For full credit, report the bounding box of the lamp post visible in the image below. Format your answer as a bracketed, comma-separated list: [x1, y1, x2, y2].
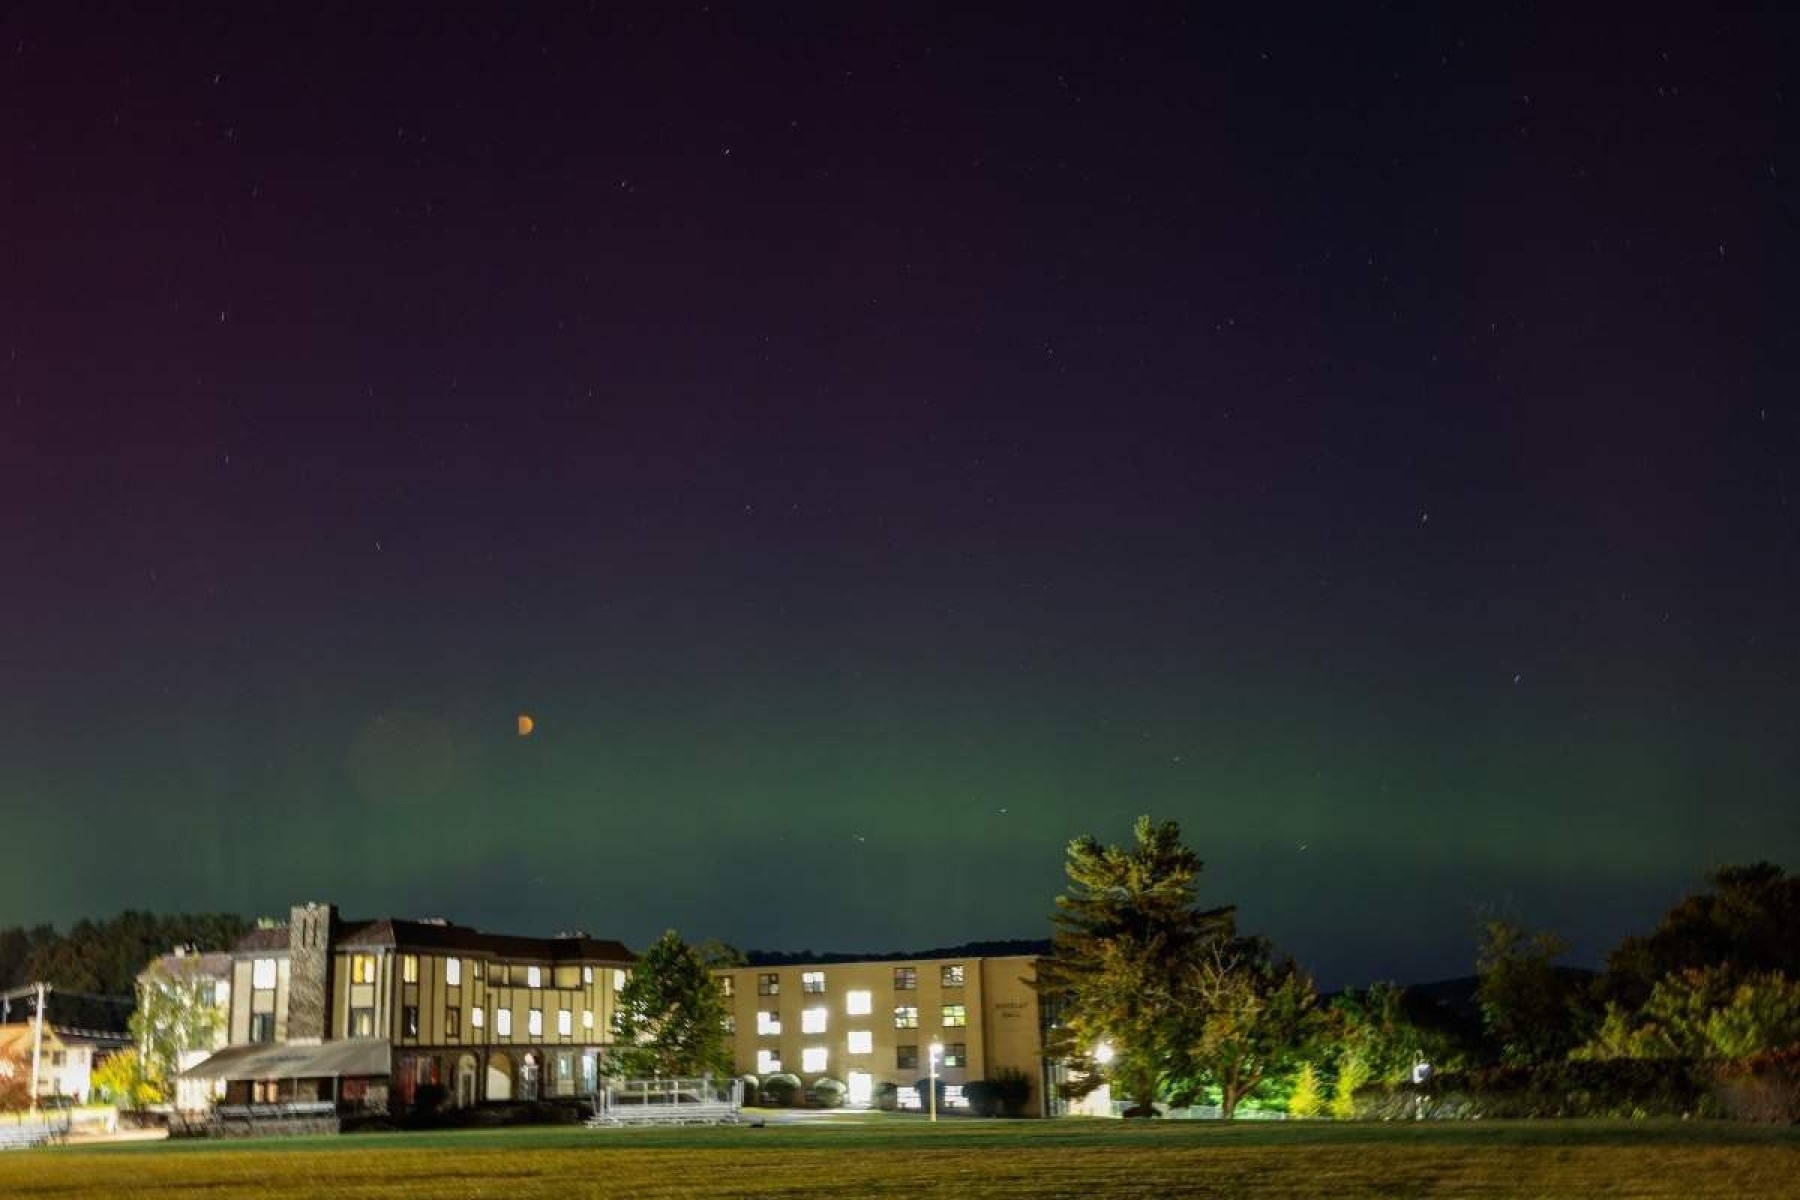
[928, 1041, 943, 1123]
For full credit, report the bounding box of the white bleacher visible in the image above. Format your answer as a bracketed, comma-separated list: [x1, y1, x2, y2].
[585, 1076, 742, 1128]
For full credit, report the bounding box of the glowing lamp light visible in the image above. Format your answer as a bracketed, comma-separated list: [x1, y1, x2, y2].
[1094, 1041, 1115, 1065]
[517, 713, 535, 737]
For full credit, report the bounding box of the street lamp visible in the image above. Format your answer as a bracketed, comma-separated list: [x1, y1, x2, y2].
[1094, 1041, 1115, 1066]
[928, 1041, 943, 1123]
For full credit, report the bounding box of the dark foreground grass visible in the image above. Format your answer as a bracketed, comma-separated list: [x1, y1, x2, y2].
[5, 1116, 1799, 1198]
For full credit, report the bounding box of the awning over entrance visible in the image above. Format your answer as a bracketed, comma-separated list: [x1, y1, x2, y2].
[180, 1039, 392, 1081]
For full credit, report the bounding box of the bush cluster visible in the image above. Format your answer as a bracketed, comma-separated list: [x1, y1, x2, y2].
[1354, 1060, 1715, 1121]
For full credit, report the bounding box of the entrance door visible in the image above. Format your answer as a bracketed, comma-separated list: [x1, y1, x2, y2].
[457, 1056, 478, 1108]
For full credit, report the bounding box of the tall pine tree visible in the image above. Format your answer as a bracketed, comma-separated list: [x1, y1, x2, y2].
[1035, 816, 1231, 1114]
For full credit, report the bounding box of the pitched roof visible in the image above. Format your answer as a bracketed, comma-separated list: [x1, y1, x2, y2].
[230, 914, 633, 964]
[0, 1023, 64, 1057]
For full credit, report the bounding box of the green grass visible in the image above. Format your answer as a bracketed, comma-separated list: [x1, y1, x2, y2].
[5, 1115, 1799, 1198]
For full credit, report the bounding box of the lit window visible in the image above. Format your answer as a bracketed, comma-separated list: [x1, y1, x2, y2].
[719, 975, 736, 998]
[894, 1006, 919, 1029]
[527, 966, 543, 989]
[802, 1046, 828, 1073]
[614, 969, 627, 991]
[471, 1006, 485, 1029]
[944, 1042, 966, 1068]
[528, 1008, 544, 1037]
[942, 1004, 966, 1028]
[757, 1011, 782, 1036]
[941, 964, 965, 988]
[403, 955, 419, 984]
[802, 1007, 828, 1034]
[757, 973, 779, 996]
[723, 1013, 736, 1034]
[801, 971, 826, 994]
[893, 967, 917, 991]
[847, 1030, 872, 1054]
[845, 989, 872, 1015]
[848, 1070, 874, 1106]
[446, 958, 461, 986]
[944, 1084, 968, 1109]
[403, 1005, 420, 1037]
[897, 1085, 921, 1109]
[582, 1009, 594, 1030]
[350, 955, 376, 985]
[496, 1008, 513, 1038]
[583, 966, 594, 985]
[756, 1049, 781, 1074]
[557, 1009, 572, 1037]
[251, 958, 277, 989]
[896, 1044, 918, 1070]
[446, 1007, 461, 1038]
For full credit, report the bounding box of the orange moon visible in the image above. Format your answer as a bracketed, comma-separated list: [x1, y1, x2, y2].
[516, 714, 535, 737]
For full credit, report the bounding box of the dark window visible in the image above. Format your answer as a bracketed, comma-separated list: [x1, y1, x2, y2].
[944, 1042, 966, 1068]
[757, 973, 779, 996]
[446, 1007, 461, 1039]
[249, 1013, 274, 1044]
[896, 1045, 918, 1070]
[404, 1005, 420, 1038]
[893, 967, 917, 991]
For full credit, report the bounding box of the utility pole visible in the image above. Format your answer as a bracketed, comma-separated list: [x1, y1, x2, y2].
[28, 981, 47, 1116]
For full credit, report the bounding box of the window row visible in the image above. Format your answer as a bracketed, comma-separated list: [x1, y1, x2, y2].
[343, 1004, 599, 1040]
[752, 1004, 963, 1034]
[748, 965, 965, 996]
[753, 1042, 967, 1075]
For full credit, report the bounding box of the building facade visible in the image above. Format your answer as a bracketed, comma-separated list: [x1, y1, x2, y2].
[712, 952, 1051, 1116]
[0, 1023, 130, 1105]
[180, 903, 634, 1112]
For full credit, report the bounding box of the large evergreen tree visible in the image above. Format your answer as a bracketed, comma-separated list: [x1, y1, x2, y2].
[609, 930, 734, 1080]
[1036, 816, 1231, 1114]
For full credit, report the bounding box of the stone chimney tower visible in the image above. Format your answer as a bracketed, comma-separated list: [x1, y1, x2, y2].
[287, 902, 336, 1043]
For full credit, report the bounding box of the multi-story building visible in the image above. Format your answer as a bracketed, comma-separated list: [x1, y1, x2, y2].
[179, 902, 634, 1112]
[0, 1023, 131, 1105]
[712, 949, 1052, 1116]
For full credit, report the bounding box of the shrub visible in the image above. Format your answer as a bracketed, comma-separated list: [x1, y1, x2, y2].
[1331, 1055, 1370, 1120]
[964, 1069, 1033, 1117]
[811, 1077, 847, 1108]
[1710, 1047, 1800, 1124]
[874, 1082, 899, 1112]
[1354, 1059, 1715, 1121]
[737, 1075, 760, 1107]
[760, 1073, 802, 1107]
[913, 1077, 947, 1113]
[412, 1083, 449, 1115]
[990, 1067, 1033, 1117]
[1288, 1062, 1324, 1118]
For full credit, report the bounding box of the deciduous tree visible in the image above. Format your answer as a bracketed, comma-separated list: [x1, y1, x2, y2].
[610, 930, 734, 1079]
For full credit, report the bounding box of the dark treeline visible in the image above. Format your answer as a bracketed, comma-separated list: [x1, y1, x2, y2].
[0, 912, 248, 1031]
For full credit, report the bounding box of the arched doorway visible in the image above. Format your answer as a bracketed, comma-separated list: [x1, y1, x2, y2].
[486, 1052, 513, 1102]
[519, 1052, 540, 1101]
[456, 1055, 478, 1109]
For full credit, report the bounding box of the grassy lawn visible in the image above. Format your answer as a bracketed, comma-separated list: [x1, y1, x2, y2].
[4, 1114, 1798, 1198]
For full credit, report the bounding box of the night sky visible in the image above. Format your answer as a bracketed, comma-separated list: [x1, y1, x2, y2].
[3, 5, 1795, 988]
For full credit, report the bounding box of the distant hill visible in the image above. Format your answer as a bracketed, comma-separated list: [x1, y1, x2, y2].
[744, 938, 1053, 966]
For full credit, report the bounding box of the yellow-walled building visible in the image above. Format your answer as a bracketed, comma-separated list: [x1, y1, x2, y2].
[712, 952, 1051, 1116]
